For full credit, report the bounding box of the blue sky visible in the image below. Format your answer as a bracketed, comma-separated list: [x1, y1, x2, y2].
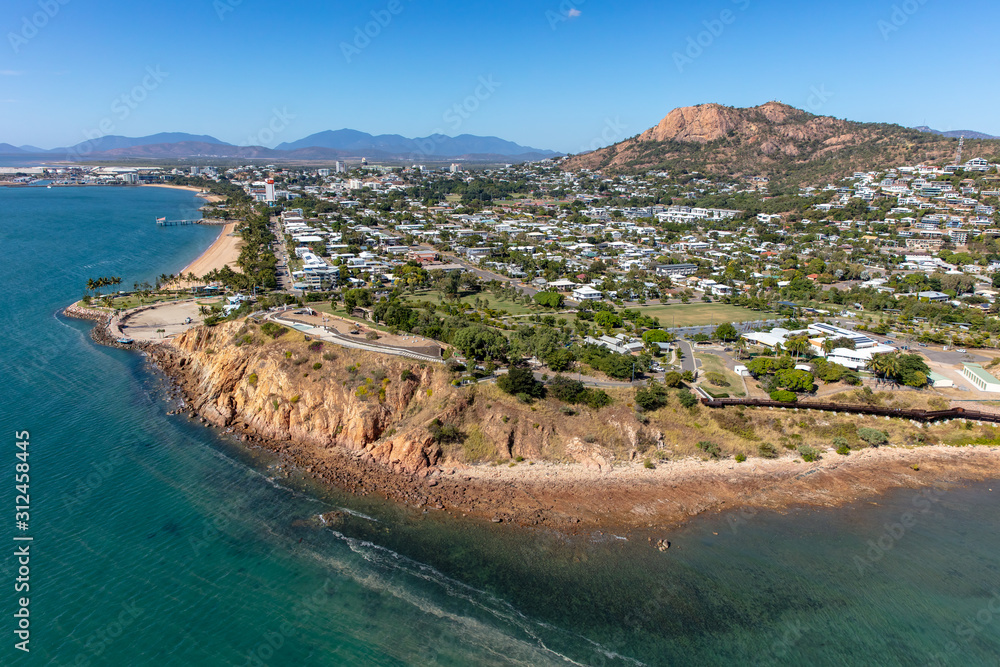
[3, 0, 999, 153]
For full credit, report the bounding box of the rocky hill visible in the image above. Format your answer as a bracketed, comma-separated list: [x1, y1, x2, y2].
[563, 102, 1000, 186]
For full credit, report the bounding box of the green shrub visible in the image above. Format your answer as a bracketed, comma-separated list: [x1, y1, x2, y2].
[836, 443, 851, 455]
[261, 322, 287, 339]
[635, 383, 669, 411]
[401, 369, 416, 382]
[857, 427, 889, 447]
[758, 442, 778, 459]
[770, 390, 798, 403]
[678, 389, 698, 408]
[312, 362, 322, 370]
[429, 418, 463, 444]
[498, 367, 545, 400]
[798, 444, 820, 462]
[705, 371, 730, 387]
[735, 452, 747, 463]
[323, 352, 337, 361]
[290, 395, 300, 404]
[308, 341, 323, 352]
[247, 372, 258, 386]
[702, 387, 731, 399]
[284, 351, 293, 359]
[697, 441, 721, 458]
[643, 458, 655, 469]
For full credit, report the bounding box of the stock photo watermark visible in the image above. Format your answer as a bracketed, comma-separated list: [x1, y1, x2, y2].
[546, 0, 583, 30]
[245, 107, 296, 148]
[340, 0, 411, 63]
[878, 0, 932, 40]
[12, 430, 31, 654]
[8, 0, 70, 54]
[409, 75, 501, 160]
[673, 0, 751, 73]
[213, 0, 242, 21]
[853, 482, 948, 574]
[577, 117, 628, 155]
[66, 66, 169, 160]
[242, 577, 342, 666]
[68, 599, 145, 665]
[926, 590, 1000, 666]
[805, 85, 834, 113]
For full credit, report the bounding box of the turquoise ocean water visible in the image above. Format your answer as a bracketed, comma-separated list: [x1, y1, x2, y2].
[1, 186, 999, 666]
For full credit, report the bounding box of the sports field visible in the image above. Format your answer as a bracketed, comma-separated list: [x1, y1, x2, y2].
[633, 303, 771, 327]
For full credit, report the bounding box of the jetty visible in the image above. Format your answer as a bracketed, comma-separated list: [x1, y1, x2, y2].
[155, 217, 229, 226]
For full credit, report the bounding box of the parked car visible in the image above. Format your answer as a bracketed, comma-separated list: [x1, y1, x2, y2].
[957, 348, 967, 353]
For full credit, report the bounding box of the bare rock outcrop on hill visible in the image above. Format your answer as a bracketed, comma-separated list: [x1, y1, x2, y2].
[563, 102, 999, 184]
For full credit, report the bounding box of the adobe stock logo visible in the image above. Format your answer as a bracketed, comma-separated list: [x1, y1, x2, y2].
[340, 0, 410, 63]
[8, 0, 71, 54]
[66, 66, 169, 160]
[672, 0, 751, 74]
[877, 0, 932, 40]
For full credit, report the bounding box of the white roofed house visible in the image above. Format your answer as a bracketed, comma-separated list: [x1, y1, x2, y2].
[572, 285, 603, 301]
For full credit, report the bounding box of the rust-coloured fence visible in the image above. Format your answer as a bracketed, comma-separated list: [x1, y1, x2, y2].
[700, 397, 1000, 424]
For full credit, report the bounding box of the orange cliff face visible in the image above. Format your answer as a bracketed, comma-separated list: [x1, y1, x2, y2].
[560, 100, 993, 181]
[154, 320, 655, 477]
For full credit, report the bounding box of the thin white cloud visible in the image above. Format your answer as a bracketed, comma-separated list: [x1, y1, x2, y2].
[0, 70, 24, 76]
[567, 8, 582, 18]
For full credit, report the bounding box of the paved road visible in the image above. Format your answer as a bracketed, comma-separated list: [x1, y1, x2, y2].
[441, 253, 539, 297]
[270, 216, 293, 292]
[677, 340, 697, 374]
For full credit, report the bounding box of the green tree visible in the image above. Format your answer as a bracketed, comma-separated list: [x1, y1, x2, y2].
[773, 368, 814, 392]
[533, 291, 564, 308]
[497, 367, 544, 400]
[451, 326, 509, 361]
[714, 322, 739, 342]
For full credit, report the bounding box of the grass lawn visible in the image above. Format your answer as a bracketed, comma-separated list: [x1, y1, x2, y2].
[402, 289, 536, 316]
[95, 293, 220, 310]
[633, 303, 772, 328]
[563, 303, 771, 328]
[695, 352, 746, 397]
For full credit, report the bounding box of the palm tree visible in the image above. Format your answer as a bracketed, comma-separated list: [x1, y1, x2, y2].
[786, 335, 809, 360]
[734, 336, 748, 361]
[822, 338, 835, 356]
[882, 352, 901, 387]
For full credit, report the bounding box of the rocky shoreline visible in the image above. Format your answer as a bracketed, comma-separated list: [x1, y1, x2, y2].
[62, 303, 159, 352]
[63, 306, 1000, 536]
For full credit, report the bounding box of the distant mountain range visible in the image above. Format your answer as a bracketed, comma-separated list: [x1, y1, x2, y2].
[0, 131, 560, 162]
[912, 126, 998, 140]
[563, 102, 1000, 185]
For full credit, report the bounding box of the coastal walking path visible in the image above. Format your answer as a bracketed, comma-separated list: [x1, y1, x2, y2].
[268, 311, 446, 364]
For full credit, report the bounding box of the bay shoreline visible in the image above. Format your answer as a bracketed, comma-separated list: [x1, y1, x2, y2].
[62, 306, 1000, 539]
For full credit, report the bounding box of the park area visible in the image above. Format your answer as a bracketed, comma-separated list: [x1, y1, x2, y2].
[629, 303, 771, 328]
[402, 289, 536, 316]
[556, 302, 772, 328]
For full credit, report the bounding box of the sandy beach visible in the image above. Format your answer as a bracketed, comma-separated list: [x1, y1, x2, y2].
[172, 222, 242, 284]
[145, 183, 226, 203]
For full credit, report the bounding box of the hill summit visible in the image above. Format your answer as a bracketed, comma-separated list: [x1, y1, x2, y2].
[563, 102, 999, 185]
